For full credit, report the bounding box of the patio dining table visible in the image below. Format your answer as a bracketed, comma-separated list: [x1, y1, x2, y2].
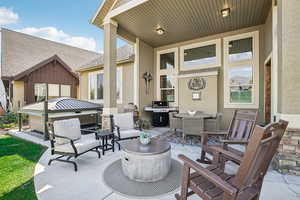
[174, 112, 213, 119]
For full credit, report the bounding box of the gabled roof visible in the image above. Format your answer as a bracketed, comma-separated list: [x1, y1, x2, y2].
[14, 55, 79, 81]
[76, 45, 134, 72]
[0, 28, 100, 80]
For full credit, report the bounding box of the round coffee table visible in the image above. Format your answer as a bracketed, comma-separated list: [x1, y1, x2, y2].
[121, 138, 171, 182]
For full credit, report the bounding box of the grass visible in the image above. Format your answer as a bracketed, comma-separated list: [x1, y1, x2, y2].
[0, 135, 46, 200]
[230, 90, 252, 103]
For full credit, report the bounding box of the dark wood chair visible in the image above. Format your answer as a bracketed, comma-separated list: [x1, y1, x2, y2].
[199, 109, 258, 164]
[175, 120, 288, 200]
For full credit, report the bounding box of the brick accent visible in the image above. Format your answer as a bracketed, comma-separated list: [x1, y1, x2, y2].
[274, 128, 300, 175]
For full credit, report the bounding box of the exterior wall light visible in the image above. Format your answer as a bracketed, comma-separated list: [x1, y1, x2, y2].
[221, 8, 230, 18]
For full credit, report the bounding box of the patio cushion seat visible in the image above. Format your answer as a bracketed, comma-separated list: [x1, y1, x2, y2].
[54, 135, 100, 154]
[115, 129, 141, 138]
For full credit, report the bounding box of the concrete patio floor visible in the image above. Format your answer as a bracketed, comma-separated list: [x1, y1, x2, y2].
[9, 128, 300, 200]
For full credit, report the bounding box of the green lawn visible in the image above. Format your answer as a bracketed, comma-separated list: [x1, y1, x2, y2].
[230, 90, 252, 103]
[0, 135, 46, 200]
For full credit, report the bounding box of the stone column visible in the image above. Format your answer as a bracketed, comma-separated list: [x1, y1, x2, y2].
[102, 20, 118, 130]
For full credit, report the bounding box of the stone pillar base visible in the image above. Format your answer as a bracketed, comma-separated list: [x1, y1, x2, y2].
[274, 128, 300, 176]
[102, 114, 113, 131]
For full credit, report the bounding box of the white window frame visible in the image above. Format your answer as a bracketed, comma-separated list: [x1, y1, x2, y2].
[88, 68, 123, 104]
[180, 39, 221, 71]
[156, 48, 179, 106]
[223, 31, 259, 109]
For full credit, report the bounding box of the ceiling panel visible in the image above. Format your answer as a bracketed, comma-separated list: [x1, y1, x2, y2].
[114, 0, 271, 47]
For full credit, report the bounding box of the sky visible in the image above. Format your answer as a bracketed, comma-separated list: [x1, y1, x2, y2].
[0, 0, 127, 52]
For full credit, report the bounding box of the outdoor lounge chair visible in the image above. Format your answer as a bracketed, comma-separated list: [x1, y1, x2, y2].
[198, 109, 258, 164]
[48, 118, 101, 171]
[175, 120, 288, 200]
[112, 112, 142, 150]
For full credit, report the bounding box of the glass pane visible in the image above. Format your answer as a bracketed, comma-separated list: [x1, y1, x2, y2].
[229, 37, 253, 62]
[48, 84, 59, 99]
[184, 44, 216, 67]
[89, 74, 96, 100]
[160, 52, 175, 70]
[160, 75, 175, 89]
[34, 83, 46, 102]
[61, 85, 71, 97]
[161, 89, 175, 102]
[229, 66, 253, 85]
[96, 73, 103, 100]
[230, 86, 252, 103]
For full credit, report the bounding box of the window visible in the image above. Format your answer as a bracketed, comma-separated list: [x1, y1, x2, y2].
[157, 48, 178, 105]
[34, 83, 46, 102]
[180, 39, 221, 71]
[88, 68, 122, 103]
[61, 85, 71, 97]
[224, 31, 259, 108]
[48, 84, 60, 99]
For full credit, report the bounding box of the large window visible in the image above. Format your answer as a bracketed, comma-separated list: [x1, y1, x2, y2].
[223, 31, 259, 108]
[34, 83, 46, 102]
[157, 48, 178, 105]
[180, 39, 221, 71]
[89, 68, 122, 103]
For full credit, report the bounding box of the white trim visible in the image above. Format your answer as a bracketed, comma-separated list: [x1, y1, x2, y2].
[103, 18, 118, 27]
[180, 39, 221, 71]
[90, 0, 108, 24]
[177, 71, 218, 78]
[104, 0, 149, 21]
[223, 31, 260, 109]
[272, 2, 278, 118]
[277, 113, 300, 129]
[134, 38, 140, 106]
[156, 48, 179, 106]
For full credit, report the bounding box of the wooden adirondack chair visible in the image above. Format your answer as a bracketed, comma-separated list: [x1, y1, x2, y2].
[175, 120, 288, 200]
[199, 109, 258, 164]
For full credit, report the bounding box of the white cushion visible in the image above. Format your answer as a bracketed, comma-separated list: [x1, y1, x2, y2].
[54, 135, 99, 154]
[53, 118, 81, 144]
[113, 112, 134, 130]
[115, 129, 141, 138]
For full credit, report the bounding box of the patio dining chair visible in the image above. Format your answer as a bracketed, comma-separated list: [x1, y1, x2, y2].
[175, 120, 288, 200]
[48, 118, 101, 171]
[112, 112, 142, 150]
[198, 109, 258, 164]
[169, 111, 182, 133]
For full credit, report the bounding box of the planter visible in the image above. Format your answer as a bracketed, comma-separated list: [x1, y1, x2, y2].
[0, 108, 6, 116]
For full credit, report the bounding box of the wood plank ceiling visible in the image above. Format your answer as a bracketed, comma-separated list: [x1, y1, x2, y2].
[114, 0, 272, 47]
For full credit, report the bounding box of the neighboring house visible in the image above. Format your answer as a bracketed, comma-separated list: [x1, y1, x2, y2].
[76, 45, 135, 110]
[0, 28, 100, 111]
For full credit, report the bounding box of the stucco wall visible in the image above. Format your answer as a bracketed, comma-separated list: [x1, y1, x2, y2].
[78, 62, 134, 109]
[12, 81, 24, 111]
[154, 25, 266, 129]
[277, 0, 300, 114]
[137, 39, 155, 119]
[178, 75, 217, 114]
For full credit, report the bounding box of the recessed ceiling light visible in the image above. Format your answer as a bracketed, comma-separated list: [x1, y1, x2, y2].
[156, 27, 165, 35]
[221, 8, 230, 18]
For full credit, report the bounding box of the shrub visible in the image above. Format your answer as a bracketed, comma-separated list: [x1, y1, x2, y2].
[0, 113, 18, 129]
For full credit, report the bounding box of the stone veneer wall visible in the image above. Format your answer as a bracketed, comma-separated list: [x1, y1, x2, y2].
[274, 128, 300, 175]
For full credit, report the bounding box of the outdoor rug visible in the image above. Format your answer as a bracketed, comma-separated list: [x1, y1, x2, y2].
[103, 159, 182, 198]
[157, 130, 219, 146]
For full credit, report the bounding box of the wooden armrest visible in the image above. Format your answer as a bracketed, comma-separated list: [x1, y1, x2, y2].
[202, 131, 228, 136]
[209, 146, 243, 163]
[178, 154, 237, 196]
[220, 140, 248, 145]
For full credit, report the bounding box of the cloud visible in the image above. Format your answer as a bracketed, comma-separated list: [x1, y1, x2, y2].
[0, 7, 19, 25]
[17, 27, 97, 51]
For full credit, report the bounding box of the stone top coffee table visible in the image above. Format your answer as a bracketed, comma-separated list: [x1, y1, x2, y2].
[121, 138, 171, 182]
